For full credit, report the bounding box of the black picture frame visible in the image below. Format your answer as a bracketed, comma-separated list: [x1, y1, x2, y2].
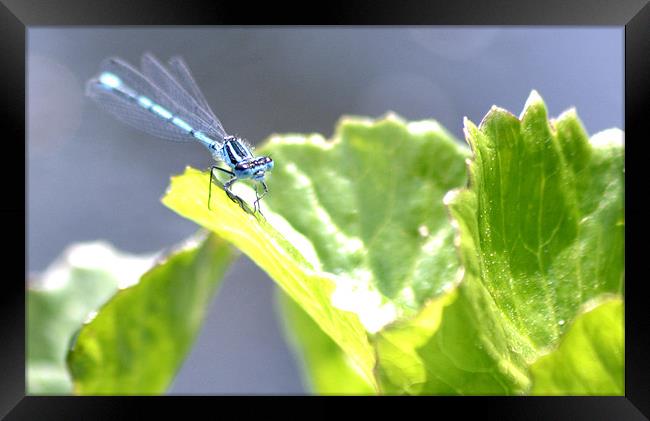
[4, 0, 647, 419]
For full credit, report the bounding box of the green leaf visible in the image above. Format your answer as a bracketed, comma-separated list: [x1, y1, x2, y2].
[375, 269, 534, 395]
[276, 289, 374, 394]
[451, 90, 623, 343]
[439, 91, 624, 394]
[375, 92, 624, 395]
[529, 296, 623, 395]
[162, 115, 470, 390]
[27, 242, 157, 394]
[163, 98, 623, 395]
[67, 232, 236, 394]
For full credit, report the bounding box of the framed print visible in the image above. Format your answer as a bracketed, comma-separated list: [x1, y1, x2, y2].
[2, 0, 647, 418]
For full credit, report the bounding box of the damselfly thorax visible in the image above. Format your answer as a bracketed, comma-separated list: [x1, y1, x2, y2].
[218, 136, 274, 181]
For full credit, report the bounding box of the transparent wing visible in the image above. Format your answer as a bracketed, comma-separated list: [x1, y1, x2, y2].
[167, 55, 226, 131]
[86, 79, 189, 143]
[140, 53, 227, 139]
[87, 56, 224, 143]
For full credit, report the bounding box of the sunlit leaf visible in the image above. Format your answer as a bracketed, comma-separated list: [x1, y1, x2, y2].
[163, 115, 470, 390]
[276, 289, 374, 394]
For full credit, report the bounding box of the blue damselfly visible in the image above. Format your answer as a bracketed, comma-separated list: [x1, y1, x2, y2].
[86, 53, 273, 214]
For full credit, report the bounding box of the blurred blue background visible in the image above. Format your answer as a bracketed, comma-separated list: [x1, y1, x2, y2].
[27, 27, 623, 394]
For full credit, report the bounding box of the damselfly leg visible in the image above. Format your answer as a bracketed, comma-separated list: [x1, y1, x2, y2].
[209, 165, 248, 213]
[253, 181, 269, 214]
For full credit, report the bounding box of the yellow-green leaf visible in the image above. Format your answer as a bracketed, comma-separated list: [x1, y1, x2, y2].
[276, 289, 374, 394]
[529, 297, 624, 395]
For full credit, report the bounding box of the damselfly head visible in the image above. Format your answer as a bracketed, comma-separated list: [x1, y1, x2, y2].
[253, 156, 274, 180]
[260, 156, 274, 171]
[233, 156, 273, 180]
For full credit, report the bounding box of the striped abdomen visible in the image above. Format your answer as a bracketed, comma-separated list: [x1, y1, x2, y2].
[95, 72, 219, 153]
